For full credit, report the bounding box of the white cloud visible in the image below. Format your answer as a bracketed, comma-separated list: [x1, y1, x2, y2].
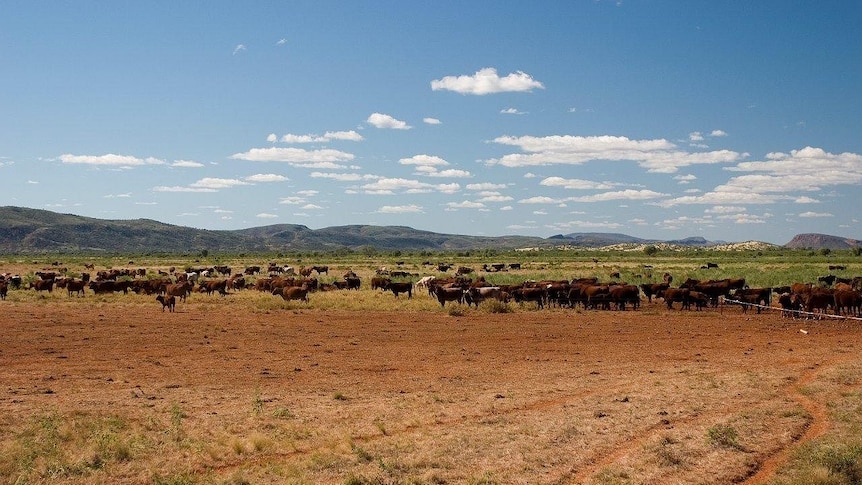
[799, 211, 833, 218]
[539, 176, 615, 190]
[663, 146, 862, 207]
[446, 200, 486, 209]
[297, 190, 318, 196]
[266, 133, 278, 142]
[689, 132, 704, 142]
[244, 173, 288, 183]
[190, 177, 251, 190]
[276, 130, 364, 143]
[519, 196, 560, 204]
[301, 204, 323, 210]
[377, 204, 423, 214]
[60, 153, 166, 167]
[423, 117, 441, 125]
[704, 206, 746, 214]
[309, 172, 370, 182]
[172, 160, 205, 168]
[421, 169, 472, 178]
[674, 174, 697, 183]
[279, 196, 305, 205]
[367, 112, 411, 130]
[230, 147, 354, 167]
[276, 38, 287, 46]
[477, 194, 514, 203]
[399, 154, 449, 167]
[256, 213, 278, 219]
[567, 189, 668, 202]
[152, 186, 217, 193]
[233, 44, 247, 55]
[500, 107, 526, 115]
[360, 177, 459, 195]
[430, 67, 544, 95]
[466, 182, 507, 191]
[486, 135, 742, 173]
[710, 130, 728, 137]
[794, 196, 820, 203]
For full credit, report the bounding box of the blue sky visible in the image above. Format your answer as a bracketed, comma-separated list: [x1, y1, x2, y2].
[2, 1, 861, 245]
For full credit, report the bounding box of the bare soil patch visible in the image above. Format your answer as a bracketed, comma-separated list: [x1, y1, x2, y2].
[1, 299, 860, 484]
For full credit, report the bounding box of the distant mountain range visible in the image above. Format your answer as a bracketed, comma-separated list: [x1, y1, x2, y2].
[0, 206, 855, 253]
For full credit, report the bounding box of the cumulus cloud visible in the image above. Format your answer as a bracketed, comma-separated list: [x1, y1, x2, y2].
[276, 130, 364, 143]
[446, 200, 486, 209]
[485, 135, 743, 173]
[421, 169, 472, 178]
[360, 177, 460, 195]
[519, 196, 560, 204]
[367, 113, 411, 130]
[663, 146, 862, 207]
[567, 189, 668, 203]
[279, 196, 305, 205]
[60, 153, 166, 167]
[233, 44, 247, 55]
[710, 130, 728, 137]
[399, 155, 449, 167]
[539, 176, 615, 190]
[190, 178, 251, 190]
[799, 211, 833, 218]
[674, 174, 696, 183]
[689, 132, 704, 142]
[152, 186, 217, 193]
[172, 160, 205, 168]
[466, 182, 507, 191]
[309, 172, 374, 182]
[431, 67, 544, 95]
[244, 173, 288, 183]
[423, 117, 441, 125]
[377, 204, 423, 214]
[256, 213, 278, 219]
[230, 147, 355, 168]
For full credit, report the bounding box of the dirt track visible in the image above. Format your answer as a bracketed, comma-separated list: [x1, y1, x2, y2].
[1, 300, 860, 484]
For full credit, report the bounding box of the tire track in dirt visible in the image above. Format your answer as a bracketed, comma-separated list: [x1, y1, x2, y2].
[564, 358, 841, 485]
[737, 360, 835, 485]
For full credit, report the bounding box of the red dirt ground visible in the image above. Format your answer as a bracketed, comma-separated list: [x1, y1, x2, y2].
[1, 299, 860, 484]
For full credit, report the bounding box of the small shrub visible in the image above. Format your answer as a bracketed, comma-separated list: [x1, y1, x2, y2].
[706, 424, 745, 451]
[483, 300, 512, 314]
[447, 306, 466, 317]
[333, 392, 349, 401]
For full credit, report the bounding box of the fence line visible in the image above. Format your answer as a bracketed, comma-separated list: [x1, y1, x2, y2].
[722, 298, 862, 322]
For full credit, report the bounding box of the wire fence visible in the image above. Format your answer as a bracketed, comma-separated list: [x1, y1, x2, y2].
[722, 297, 862, 322]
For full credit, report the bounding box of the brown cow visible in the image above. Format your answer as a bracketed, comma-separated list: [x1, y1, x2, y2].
[30, 279, 54, 293]
[609, 285, 640, 310]
[435, 286, 465, 307]
[156, 295, 176, 312]
[512, 287, 548, 309]
[387, 282, 413, 299]
[833, 289, 862, 316]
[662, 288, 690, 310]
[273, 286, 309, 303]
[640, 282, 669, 303]
[165, 282, 193, 303]
[0, 280, 7, 300]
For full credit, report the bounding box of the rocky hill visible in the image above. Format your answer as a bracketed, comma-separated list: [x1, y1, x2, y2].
[784, 233, 862, 250]
[0, 206, 550, 253]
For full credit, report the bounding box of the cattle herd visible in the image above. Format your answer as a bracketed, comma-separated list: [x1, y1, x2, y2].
[1, 261, 861, 319]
